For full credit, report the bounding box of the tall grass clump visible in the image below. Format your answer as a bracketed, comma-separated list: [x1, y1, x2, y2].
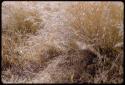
[68, 2, 123, 56]
[2, 2, 42, 70]
[67, 2, 124, 83]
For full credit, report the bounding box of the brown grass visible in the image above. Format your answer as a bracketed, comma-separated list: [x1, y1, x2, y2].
[67, 2, 124, 84]
[68, 2, 123, 53]
[1, 2, 47, 83]
[2, 1, 124, 84]
[2, 2, 43, 74]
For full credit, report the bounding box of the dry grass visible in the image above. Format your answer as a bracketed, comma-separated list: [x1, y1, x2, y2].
[68, 2, 123, 53]
[2, 1, 124, 84]
[2, 2, 43, 82]
[1, 1, 63, 80]
[67, 2, 124, 84]
[2, 3, 64, 80]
